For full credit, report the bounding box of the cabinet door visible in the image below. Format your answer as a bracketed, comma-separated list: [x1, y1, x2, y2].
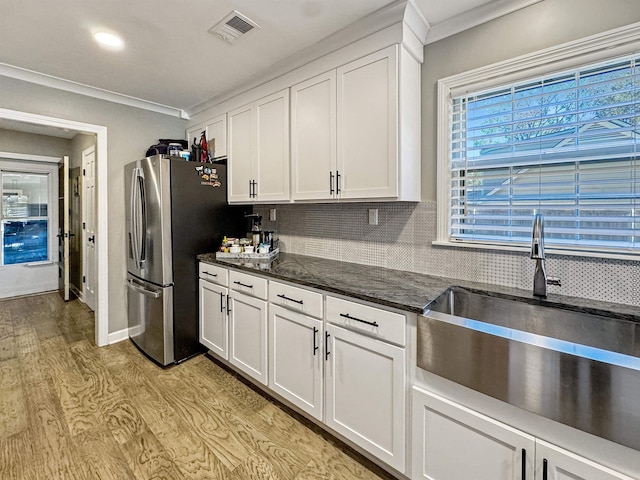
[269, 305, 323, 420]
[228, 291, 268, 385]
[255, 89, 290, 202]
[186, 124, 204, 151]
[411, 387, 535, 480]
[228, 103, 254, 203]
[291, 71, 337, 201]
[199, 280, 228, 359]
[536, 440, 635, 480]
[205, 114, 227, 159]
[324, 323, 405, 472]
[337, 45, 398, 200]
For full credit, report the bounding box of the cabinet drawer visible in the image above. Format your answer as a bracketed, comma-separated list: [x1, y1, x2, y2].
[326, 296, 405, 346]
[269, 281, 323, 319]
[229, 270, 268, 300]
[199, 263, 228, 286]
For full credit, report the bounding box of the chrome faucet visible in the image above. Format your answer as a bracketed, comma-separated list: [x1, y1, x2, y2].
[531, 214, 560, 297]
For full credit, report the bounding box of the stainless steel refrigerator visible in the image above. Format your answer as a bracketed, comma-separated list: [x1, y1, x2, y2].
[125, 155, 246, 366]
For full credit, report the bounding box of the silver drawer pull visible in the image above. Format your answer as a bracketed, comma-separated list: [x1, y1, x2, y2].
[339, 312, 379, 328]
[277, 293, 303, 305]
[234, 281, 253, 289]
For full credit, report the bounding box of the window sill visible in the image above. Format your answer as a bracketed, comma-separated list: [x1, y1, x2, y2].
[432, 240, 640, 262]
[23, 261, 54, 267]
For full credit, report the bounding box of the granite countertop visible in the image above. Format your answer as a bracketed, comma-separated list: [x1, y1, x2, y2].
[197, 252, 640, 322]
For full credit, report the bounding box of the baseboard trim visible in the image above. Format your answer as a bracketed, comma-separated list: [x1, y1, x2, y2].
[108, 328, 130, 345]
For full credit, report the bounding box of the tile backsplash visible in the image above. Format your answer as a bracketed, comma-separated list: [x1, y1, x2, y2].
[254, 202, 640, 307]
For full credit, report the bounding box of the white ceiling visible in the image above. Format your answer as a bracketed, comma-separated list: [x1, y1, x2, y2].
[0, 0, 540, 128]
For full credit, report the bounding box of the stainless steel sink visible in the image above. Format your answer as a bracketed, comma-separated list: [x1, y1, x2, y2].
[418, 287, 640, 451]
[428, 287, 640, 359]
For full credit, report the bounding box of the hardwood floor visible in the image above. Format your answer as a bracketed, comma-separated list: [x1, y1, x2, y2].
[0, 293, 394, 480]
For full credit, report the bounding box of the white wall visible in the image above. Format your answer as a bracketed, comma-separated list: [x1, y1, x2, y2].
[0, 77, 186, 333]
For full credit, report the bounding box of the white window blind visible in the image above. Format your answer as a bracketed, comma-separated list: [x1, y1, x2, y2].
[449, 55, 640, 253]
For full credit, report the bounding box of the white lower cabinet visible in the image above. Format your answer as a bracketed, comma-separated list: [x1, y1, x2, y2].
[411, 387, 535, 480]
[412, 387, 636, 480]
[535, 440, 635, 480]
[228, 290, 268, 385]
[268, 304, 323, 420]
[199, 279, 229, 359]
[325, 323, 406, 473]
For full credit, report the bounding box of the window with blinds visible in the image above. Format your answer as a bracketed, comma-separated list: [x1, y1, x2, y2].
[449, 55, 640, 253]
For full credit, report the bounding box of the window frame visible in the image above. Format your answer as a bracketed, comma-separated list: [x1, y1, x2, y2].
[0, 158, 58, 267]
[436, 22, 640, 260]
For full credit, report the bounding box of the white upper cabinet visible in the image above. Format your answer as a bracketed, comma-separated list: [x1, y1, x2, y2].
[205, 114, 227, 159]
[290, 45, 420, 202]
[228, 89, 290, 204]
[228, 103, 253, 202]
[291, 71, 337, 201]
[337, 45, 398, 200]
[186, 124, 203, 154]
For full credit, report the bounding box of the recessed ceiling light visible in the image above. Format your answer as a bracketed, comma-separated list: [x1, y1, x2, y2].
[94, 31, 124, 49]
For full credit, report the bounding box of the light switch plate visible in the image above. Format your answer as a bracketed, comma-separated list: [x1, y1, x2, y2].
[269, 208, 277, 221]
[368, 208, 378, 225]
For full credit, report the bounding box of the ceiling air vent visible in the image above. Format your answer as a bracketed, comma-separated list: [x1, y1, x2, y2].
[209, 10, 261, 44]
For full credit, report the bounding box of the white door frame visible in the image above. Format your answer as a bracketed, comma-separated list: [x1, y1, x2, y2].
[0, 108, 109, 347]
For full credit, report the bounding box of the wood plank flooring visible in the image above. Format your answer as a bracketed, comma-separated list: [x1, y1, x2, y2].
[0, 293, 395, 480]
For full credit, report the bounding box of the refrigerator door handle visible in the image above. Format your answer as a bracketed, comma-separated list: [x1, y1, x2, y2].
[129, 168, 140, 264]
[126, 278, 161, 298]
[137, 171, 147, 263]
[130, 167, 147, 267]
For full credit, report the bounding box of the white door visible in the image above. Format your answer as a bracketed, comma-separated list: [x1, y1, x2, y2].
[205, 114, 227, 160]
[269, 304, 323, 420]
[228, 291, 268, 385]
[324, 323, 406, 472]
[536, 439, 635, 480]
[337, 45, 398, 200]
[291, 71, 337, 201]
[58, 155, 70, 300]
[82, 146, 96, 311]
[411, 386, 535, 480]
[227, 103, 254, 203]
[199, 279, 229, 359]
[254, 89, 290, 202]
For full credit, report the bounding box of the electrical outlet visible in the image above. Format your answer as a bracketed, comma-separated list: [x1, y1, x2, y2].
[368, 208, 378, 225]
[269, 208, 277, 221]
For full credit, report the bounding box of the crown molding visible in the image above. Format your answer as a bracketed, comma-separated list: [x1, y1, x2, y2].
[425, 0, 543, 44]
[0, 63, 189, 119]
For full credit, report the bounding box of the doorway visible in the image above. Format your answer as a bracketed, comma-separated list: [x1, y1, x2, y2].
[0, 108, 109, 347]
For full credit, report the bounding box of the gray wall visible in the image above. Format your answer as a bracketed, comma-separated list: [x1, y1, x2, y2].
[0, 77, 187, 334]
[421, 0, 640, 200]
[0, 128, 71, 158]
